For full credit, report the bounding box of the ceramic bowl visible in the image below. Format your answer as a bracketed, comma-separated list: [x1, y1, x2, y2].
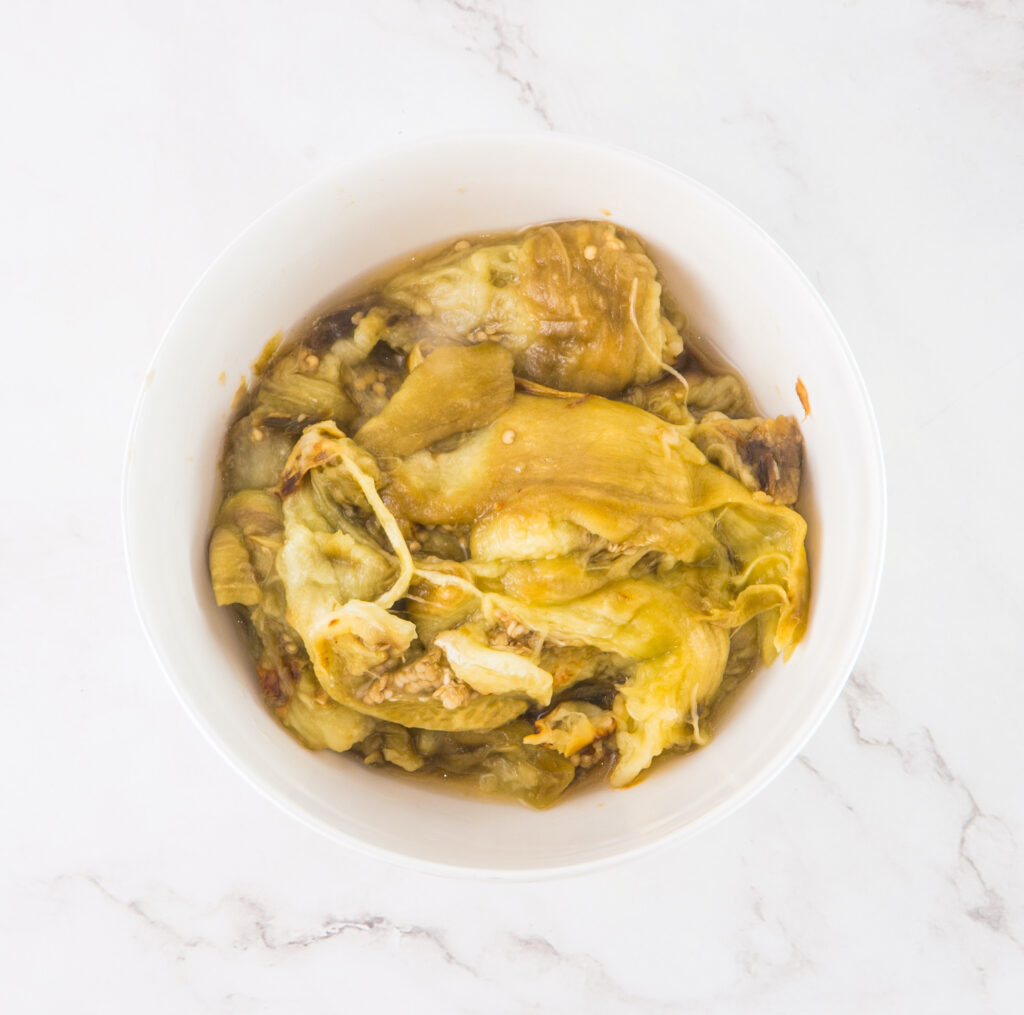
[124, 133, 885, 878]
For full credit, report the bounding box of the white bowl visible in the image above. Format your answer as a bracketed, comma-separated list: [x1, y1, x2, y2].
[124, 133, 885, 879]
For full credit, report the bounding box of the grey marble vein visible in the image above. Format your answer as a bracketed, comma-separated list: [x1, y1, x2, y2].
[939, 0, 1021, 20]
[65, 875, 473, 972]
[844, 669, 1023, 953]
[736, 886, 814, 987]
[62, 874, 692, 1009]
[797, 754, 856, 814]
[81, 874, 211, 951]
[844, 667, 913, 768]
[508, 933, 685, 1013]
[441, 0, 555, 127]
[921, 734, 1023, 950]
[238, 894, 475, 972]
[931, 0, 1024, 87]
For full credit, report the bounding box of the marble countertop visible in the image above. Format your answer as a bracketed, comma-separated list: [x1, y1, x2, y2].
[4, 0, 1023, 1010]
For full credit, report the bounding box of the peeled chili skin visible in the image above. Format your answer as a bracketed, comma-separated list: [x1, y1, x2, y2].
[221, 416, 294, 494]
[405, 559, 479, 646]
[253, 343, 357, 429]
[381, 392, 809, 658]
[383, 393, 753, 529]
[381, 221, 683, 396]
[273, 439, 538, 734]
[514, 223, 677, 395]
[354, 342, 515, 459]
[627, 373, 804, 505]
[611, 618, 731, 787]
[209, 527, 260, 606]
[692, 412, 803, 506]
[279, 670, 375, 752]
[208, 490, 284, 606]
[313, 662, 530, 732]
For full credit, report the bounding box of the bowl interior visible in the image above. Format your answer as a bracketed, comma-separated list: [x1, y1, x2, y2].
[125, 134, 884, 877]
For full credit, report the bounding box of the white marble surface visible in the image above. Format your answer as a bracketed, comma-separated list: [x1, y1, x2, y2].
[3, 0, 1023, 1010]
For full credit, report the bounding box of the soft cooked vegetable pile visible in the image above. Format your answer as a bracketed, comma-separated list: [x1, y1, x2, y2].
[209, 221, 809, 806]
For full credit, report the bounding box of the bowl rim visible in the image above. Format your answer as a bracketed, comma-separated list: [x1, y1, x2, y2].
[123, 129, 887, 881]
